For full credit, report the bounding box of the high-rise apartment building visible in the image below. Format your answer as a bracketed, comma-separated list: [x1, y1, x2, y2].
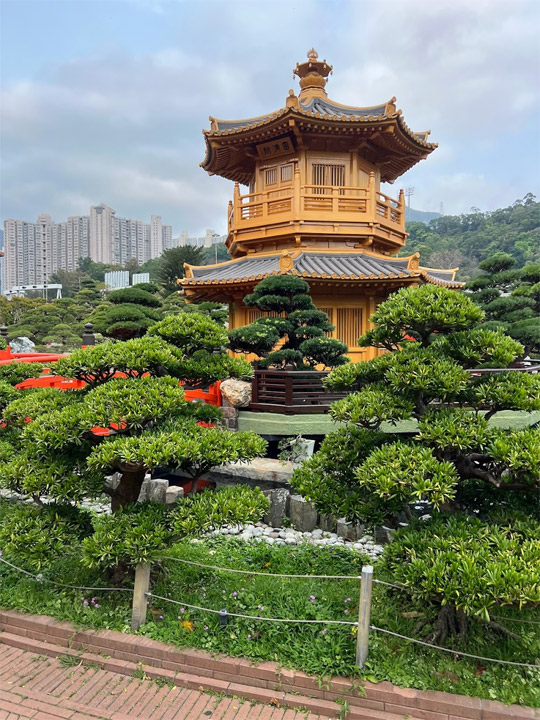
[90, 203, 116, 264]
[3, 206, 173, 294]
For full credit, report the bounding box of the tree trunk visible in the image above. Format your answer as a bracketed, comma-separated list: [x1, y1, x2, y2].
[429, 604, 468, 644]
[111, 468, 147, 512]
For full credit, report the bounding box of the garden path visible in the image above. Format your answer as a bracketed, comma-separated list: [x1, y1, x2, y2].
[0, 648, 332, 720]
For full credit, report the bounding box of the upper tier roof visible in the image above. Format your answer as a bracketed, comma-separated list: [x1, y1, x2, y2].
[201, 50, 437, 184]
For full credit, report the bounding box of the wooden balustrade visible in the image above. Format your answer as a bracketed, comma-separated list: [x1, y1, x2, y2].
[230, 183, 404, 233]
[249, 367, 346, 414]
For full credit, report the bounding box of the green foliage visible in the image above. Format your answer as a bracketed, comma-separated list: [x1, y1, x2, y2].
[355, 444, 459, 522]
[430, 329, 523, 368]
[0, 503, 93, 570]
[52, 336, 179, 386]
[148, 312, 228, 355]
[170, 484, 270, 537]
[88, 426, 267, 479]
[381, 516, 540, 619]
[83, 502, 174, 569]
[291, 427, 388, 523]
[330, 388, 414, 429]
[403, 195, 540, 274]
[156, 246, 206, 295]
[468, 371, 540, 413]
[0, 529, 537, 705]
[228, 324, 280, 356]
[323, 354, 392, 392]
[317, 285, 540, 531]
[2, 387, 78, 425]
[478, 252, 516, 274]
[467, 253, 540, 355]
[108, 287, 162, 308]
[84, 376, 186, 431]
[0, 380, 20, 412]
[229, 275, 349, 369]
[300, 337, 349, 369]
[82, 486, 269, 570]
[359, 284, 484, 350]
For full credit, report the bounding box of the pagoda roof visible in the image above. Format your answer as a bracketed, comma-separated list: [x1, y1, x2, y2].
[181, 251, 462, 296]
[202, 93, 436, 184]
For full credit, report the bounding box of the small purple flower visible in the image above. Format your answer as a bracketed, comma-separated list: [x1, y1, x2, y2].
[321, 629, 327, 635]
[204, 625, 209, 631]
[344, 609, 349, 614]
[179, 608, 185, 614]
[241, 587, 245, 592]
[232, 592, 238, 598]
[257, 605, 264, 611]
[309, 595, 316, 602]
[247, 634, 252, 639]
[94, 603, 99, 609]
[83, 600, 88, 607]
[344, 598, 351, 603]
[159, 615, 164, 620]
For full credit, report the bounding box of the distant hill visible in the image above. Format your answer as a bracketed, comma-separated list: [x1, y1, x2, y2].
[401, 194, 539, 281]
[405, 208, 442, 224]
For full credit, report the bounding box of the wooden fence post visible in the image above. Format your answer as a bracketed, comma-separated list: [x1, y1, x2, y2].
[356, 565, 373, 668]
[131, 563, 151, 631]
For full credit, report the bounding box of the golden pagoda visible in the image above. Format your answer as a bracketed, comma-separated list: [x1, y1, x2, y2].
[181, 50, 461, 362]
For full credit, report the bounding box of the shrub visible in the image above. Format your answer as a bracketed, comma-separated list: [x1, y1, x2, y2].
[380, 516, 540, 637]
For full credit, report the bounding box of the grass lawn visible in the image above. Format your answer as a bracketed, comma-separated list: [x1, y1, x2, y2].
[0, 532, 538, 707]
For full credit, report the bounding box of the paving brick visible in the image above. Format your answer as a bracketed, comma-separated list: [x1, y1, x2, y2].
[282, 692, 339, 714]
[0, 700, 35, 718]
[227, 683, 285, 706]
[20, 699, 72, 719]
[481, 703, 539, 720]
[386, 703, 448, 720]
[416, 690, 482, 719]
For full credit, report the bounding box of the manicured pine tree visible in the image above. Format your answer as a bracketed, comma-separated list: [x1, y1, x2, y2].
[228, 275, 349, 369]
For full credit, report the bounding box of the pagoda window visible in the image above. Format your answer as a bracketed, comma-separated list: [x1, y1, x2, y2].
[280, 164, 293, 182]
[265, 168, 278, 185]
[312, 163, 345, 194]
[336, 307, 364, 347]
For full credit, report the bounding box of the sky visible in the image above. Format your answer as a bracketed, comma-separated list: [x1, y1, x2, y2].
[1, 0, 539, 236]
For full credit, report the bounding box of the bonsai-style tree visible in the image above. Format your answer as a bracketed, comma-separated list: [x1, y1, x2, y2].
[291, 284, 540, 639]
[467, 253, 540, 357]
[228, 275, 349, 369]
[0, 313, 267, 579]
[90, 287, 163, 340]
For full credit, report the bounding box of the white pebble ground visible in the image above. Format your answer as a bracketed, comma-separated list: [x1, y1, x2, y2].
[206, 521, 384, 560]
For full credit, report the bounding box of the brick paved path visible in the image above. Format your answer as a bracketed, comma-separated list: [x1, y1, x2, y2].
[0, 648, 333, 720]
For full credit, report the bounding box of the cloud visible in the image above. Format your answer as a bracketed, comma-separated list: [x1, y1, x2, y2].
[1, 0, 539, 233]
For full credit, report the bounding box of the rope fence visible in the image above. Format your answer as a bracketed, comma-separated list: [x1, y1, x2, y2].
[0, 556, 133, 593]
[1, 553, 537, 671]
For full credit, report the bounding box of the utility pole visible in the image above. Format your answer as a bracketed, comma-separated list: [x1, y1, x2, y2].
[404, 187, 415, 222]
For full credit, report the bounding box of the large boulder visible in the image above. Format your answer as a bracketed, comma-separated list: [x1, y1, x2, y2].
[220, 378, 252, 408]
[9, 337, 36, 353]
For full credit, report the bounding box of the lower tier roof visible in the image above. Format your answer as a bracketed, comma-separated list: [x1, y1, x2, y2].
[181, 251, 462, 295]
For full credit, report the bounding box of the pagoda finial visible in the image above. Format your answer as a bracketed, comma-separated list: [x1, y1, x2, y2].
[294, 49, 333, 100]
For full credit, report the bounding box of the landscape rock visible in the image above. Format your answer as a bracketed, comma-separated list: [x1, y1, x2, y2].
[165, 486, 184, 505]
[289, 494, 318, 532]
[220, 379, 252, 408]
[148, 478, 169, 503]
[9, 336, 35, 353]
[318, 514, 336, 532]
[263, 488, 290, 527]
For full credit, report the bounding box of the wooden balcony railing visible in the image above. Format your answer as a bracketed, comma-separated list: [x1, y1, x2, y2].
[228, 176, 405, 236]
[249, 367, 347, 415]
[248, 364, 540, 416]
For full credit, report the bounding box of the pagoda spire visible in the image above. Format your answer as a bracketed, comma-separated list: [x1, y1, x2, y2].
[294, 48, 333, 100]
